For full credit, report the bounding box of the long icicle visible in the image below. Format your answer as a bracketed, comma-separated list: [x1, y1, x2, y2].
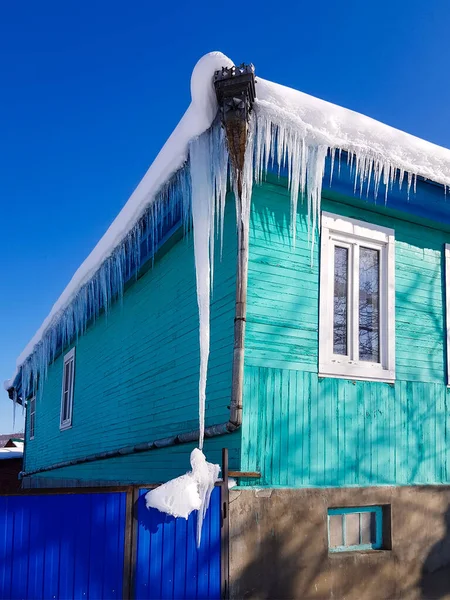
[189, 133, 214, 451]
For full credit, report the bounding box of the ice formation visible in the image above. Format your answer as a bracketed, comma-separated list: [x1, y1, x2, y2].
[145, 448, 220, 546]
[189, 126, 227, 451]
[7, 50, 450, 538]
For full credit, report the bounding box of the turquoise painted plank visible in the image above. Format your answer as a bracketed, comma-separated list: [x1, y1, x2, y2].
[242, 367, 450, 487]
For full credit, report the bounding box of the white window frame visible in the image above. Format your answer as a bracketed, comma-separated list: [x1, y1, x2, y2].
[29, 396, 36, 440]
[319, 212, 395, 382]
[60, 347, 75, 430]
[445, 244, 450, 386]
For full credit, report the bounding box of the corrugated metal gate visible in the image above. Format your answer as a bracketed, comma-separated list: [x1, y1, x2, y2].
[0, 482, 228, 599]
[134, 487, 222, 600]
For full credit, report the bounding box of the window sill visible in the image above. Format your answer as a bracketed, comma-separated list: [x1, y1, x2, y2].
[328, 549, 391, 557]
[59, 424, 72, 432]
[319, 370, 395, 384]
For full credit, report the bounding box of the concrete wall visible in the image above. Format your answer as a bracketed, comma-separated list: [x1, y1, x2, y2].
[25, 197, 240, 483]
[229, 486, 450, 600]
[241, 180, 450, 486]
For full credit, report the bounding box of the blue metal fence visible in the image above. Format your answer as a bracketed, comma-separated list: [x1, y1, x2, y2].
[134, 486, 222, 600]
[0, 492, 126, 600]
[0, 485, 224, 600]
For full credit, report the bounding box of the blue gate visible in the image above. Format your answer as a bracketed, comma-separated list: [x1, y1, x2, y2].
[0, 484, 226, 599]
[0, 491, 126, 599]
[134, 486, 222, 600]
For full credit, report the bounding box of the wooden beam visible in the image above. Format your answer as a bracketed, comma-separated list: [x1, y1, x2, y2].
[228, 471, 261, 478]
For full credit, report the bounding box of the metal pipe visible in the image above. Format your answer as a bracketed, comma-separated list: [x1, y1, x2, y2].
[229, 207, 248, 428]
[20, 422, 237, 478]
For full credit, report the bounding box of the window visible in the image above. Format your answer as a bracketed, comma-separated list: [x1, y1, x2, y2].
[60, 348, 75, 430]
[328, 506, 383, 552]
[319, 213, 395, 381]
[29, 397, 35, 440]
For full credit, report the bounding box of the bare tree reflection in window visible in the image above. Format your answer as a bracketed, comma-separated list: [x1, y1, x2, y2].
[333, 246, 348, 355]
[359, 247, 380, 362]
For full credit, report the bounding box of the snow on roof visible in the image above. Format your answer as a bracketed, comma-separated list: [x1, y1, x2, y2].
[256, 78, 450, 188]
[7, 51, 450, 390]
[0, 445, 23, 460]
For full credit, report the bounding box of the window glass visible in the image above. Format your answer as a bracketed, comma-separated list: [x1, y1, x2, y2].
[333, 246, 348, 356]
[360, 511, 376, 545]
[60, 349, 75, 428]
[359, 247, 380, 362]
[328, 514, 344, 548]
[30, 397, 35, 439]
[346, 512, 360, 546]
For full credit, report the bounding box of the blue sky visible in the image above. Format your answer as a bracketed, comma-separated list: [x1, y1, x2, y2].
[1, 0, 450, 433]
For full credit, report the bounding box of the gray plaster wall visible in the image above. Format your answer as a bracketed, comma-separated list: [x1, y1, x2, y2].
[229, 486, 450, 599]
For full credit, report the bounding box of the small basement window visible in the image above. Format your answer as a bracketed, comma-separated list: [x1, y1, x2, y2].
[29, 396, 36, 440]
[328, 506, 383, 552]
[60, 348, 75, 430]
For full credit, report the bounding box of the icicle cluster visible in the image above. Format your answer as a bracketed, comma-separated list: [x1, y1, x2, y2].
[18, 167, 192, 400]
[251, 101, 438, 256]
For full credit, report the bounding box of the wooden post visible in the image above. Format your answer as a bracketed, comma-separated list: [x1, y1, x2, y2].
[221, 448, 230, 600]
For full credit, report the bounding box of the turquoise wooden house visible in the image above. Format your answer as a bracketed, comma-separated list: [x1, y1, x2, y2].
[7, 51, 450, 598]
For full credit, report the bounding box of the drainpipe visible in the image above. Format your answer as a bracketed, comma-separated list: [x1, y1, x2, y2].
[214, 64, 256, 430]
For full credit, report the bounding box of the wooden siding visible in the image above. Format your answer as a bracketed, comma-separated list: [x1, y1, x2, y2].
[242, 181, 450, 487]
[28, 439, 231, 485]
[25, 199, 240, 481]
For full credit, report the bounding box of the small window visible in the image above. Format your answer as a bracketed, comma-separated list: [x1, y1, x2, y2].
[328, 506, 383, 552]
[319, 213, 395, 381]
[29, 397, 36, 440]
[60, 348, 75, 430]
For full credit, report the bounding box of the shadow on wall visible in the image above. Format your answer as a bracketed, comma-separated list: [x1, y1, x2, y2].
[230, 491, 450, 600]
[420, 505, 450, 600]
[230, 496, 327, 600]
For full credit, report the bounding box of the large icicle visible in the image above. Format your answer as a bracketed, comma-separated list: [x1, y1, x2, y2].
[189, 126, 229, 451]
[183, 125, 228, 546]
[189, 132, 214, 452]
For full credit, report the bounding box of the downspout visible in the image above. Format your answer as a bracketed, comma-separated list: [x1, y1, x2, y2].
[19, 64, 257, 480]
[214, 64, 256, 431]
